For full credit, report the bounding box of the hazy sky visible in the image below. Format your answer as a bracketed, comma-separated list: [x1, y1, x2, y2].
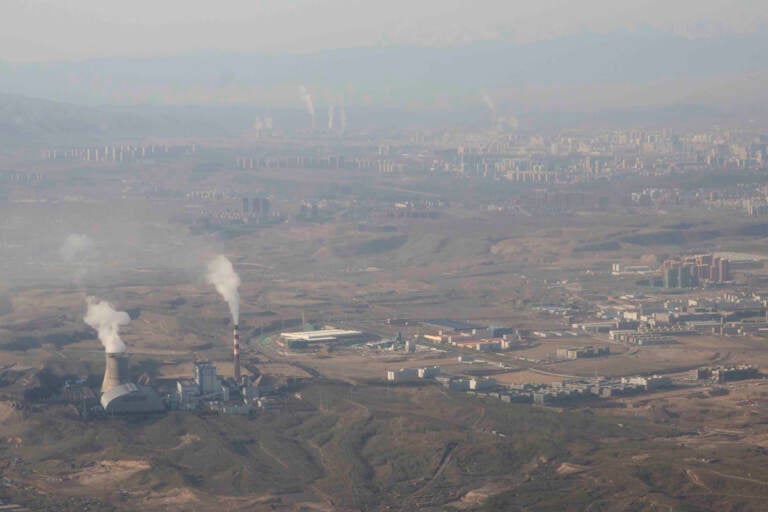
[2, 0, 766, 62]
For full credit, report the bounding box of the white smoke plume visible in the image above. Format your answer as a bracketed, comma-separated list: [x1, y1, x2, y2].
[340, 98, 347, 133]
[84, 296, 130, 353]
[59, 234, 95, 261]
[59, 233, 98, 286]
[206, 255, 241, 324]
[298, 85, 315, 128]
[480, 89, 497, 115]
[327, 104, 335, 130]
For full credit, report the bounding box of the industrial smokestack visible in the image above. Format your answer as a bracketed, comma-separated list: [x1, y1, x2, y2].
[102, 352, 129, 394]
[206, 255, 242, 382]
[480, 89, 497, 116]
[298, 85, 315, 130]
[233, 324, 241, 383]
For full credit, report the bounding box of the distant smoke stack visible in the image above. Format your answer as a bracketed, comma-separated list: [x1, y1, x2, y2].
[480, 89, 497, 116]
[102, 352, 129, 394]
[233, 324, 241, 383]
[298, 85, 315, 130]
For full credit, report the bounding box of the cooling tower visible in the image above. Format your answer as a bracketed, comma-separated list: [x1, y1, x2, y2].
[102, 352, 129, 394]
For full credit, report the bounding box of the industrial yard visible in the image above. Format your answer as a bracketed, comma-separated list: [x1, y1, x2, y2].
[3, 205, 768, 510]
[3, 41, 768, 509]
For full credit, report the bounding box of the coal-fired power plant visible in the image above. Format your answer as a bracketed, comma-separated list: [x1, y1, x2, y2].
[101, 352, 128, 394]
[233, 324, 241, 383]
[100, 352, 164, 415]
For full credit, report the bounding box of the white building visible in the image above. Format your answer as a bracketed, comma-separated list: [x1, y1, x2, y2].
[387, 368, 419, 383]
[469, 378, 497, 391]
[621, 375, 671, 390]
[280, 329, 363, 344]
[418, 366, 441, 378]
[176, 380, 200, 404]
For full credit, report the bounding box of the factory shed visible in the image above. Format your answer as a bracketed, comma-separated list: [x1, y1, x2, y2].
[423, 319, 484, 332]
[101, 383, 165, 414]
[280, 329, 363, 344]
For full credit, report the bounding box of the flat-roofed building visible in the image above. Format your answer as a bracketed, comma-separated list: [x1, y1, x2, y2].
[387, 368, 419, 383]
[280, 329, 364, 344]
[418, 366, 441, 378]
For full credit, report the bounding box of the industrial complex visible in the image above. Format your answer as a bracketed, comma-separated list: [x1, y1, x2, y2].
[100, 353, 164, 414]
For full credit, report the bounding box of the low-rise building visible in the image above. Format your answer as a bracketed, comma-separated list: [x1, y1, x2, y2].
[469, 377, 497, 391]
[621, 375, 672, 391]
[475, 340, 502, 352]
[418, 366, 441, 378]
[556, 345, 610, 360]
[436, 376, 471, 391]
[280, 329, 364, 344]
[387, 368, 419, 383]
[712, 364, 760, 383]
[176, 380, 200, 405]
[688, 367, 713, 381]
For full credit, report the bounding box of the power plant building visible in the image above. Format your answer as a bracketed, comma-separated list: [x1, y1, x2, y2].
[176, 360, 231, 406]
[280, 329, 363, 344]
[195, 361, 218, 395]
[101, 383, 164, 414]
[102, 353, 129, 395]
[100, 352, 164, 414]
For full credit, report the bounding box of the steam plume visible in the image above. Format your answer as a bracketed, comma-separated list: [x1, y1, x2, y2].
[298, 85, 315, 129]
[480, 89, 497, 115]
[59, 234, 95, 261]
[84, 297, 130, 353]
[59, 233, 97, 285]
[327, 104, 335, 130]
[206, 255, 241, 324]
[340, 98, 347, 133]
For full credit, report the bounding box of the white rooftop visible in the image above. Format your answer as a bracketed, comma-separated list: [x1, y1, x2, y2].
[280, 329, 362, 342]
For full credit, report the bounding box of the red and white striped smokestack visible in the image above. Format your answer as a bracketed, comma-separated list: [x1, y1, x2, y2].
[233, 324, 241, 383]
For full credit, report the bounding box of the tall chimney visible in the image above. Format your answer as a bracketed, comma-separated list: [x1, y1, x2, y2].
[102, 352, 128, 394]
[233, 324, 241, 383]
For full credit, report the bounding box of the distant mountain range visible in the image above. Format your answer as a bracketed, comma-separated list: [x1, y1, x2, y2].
[1, 29, 767, 110]
[0, 30, 766, 147]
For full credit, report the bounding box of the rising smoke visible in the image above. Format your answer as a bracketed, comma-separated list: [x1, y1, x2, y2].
[480, 89, 497, 115]
[59, 234, 95, 261]
[84, 296, 130, 353]
[59, 233, 98, 285]
[479, 89, 519, 130]
[298, 84, 315, 128]
[206, 255, 241, 324]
